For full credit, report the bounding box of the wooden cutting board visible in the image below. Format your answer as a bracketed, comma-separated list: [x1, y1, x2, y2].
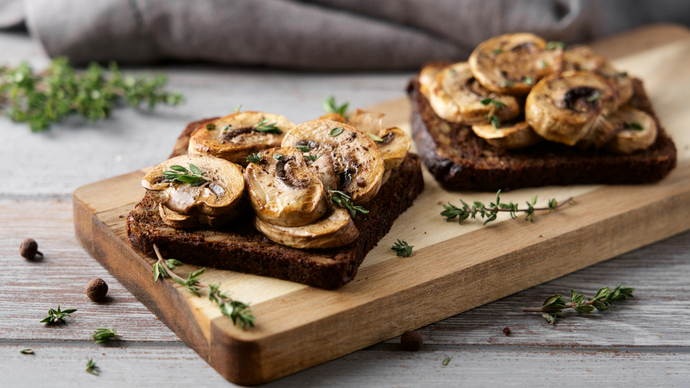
[73, 25, 690, 386]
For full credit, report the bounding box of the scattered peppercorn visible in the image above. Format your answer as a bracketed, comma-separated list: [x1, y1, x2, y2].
[20, 238, 43, 259]
[401, 330, 424, 351]
[503, 327, 512, 336]
[86, 278, 109, 302]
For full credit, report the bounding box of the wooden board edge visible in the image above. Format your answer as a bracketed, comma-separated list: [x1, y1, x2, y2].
[72, 194, 211, 360]
[204, 179, 690, 384]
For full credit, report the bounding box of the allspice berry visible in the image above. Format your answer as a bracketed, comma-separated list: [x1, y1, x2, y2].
[401, 330, 424, 351]
[86, 278, 109, 301]
[20, 238, 43, 259]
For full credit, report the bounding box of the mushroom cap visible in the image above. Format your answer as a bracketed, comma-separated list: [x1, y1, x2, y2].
[603, 106, 658, 154]
[188, 111, 295, 166]
[472, 121, 542, 149]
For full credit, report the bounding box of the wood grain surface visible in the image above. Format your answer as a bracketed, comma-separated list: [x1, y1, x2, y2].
[2, 24, 690, 387]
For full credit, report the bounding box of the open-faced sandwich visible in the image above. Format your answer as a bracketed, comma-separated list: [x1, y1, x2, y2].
[410, 33, 677, 191]
[127, 110, 423, 289]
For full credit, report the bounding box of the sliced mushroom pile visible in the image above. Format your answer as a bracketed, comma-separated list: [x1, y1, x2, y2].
[188, 111, 296, 166]
[423, 33, 656, 153]
[142, 154, 245, 228]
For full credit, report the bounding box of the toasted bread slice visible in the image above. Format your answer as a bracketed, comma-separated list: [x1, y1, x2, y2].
[408, 63, 677, 191]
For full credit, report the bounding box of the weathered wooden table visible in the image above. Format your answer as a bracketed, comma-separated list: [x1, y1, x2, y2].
[2, 24, 689, 387]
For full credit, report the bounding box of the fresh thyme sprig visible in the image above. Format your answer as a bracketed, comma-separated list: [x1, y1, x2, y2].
[246, 152, 262, 164]
[523, 283, 635, 324]
[329, 126, 344, 137]
[254, 118, 282, 133]
[329, 190, 369, 218]
[161, 163, 210, 187]
[546, 41, 566, 50]
[322, 96, 349, 117]
[0, 57, 183, 132]
[304, 154, 320, 162]
[630, 122, 644, 130]
[481, 98, 506, 129]
[441, 190, 573, 225]
[369, 133, 383, 142]
[86, 358, 99, 376]
[391, 239, 413, 257]
[295, 144, 310, 152]
[152, 245, 255, 329]
[480, 98, 507, 109]
[40, 305, 77, 324]
[92, 328, 118, 344]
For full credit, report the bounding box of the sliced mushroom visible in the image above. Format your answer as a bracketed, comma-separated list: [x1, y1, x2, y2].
[472, 121, 542, 149]
[319, 113, 348, 123]
[469, 33, 563, 95]
[603, 106, 658, 154]
[563, 45, 633, 107]
[254, 207, 359, 249]
[188, 111, 295, 166]
[244, 147, 328, 227]
[158, 204, 238, 229]
[282, 120, 385, 205]
[142, 154, 244, 216]
[429, 62, 520, 124]
[419, 61, 449, 98]
[525, 71, 618, 146]
[306, 153, 338, 191]
[347, 110, 385, 135]
[371, 127, 411, 170]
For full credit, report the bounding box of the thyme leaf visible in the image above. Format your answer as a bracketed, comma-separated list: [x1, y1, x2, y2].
[329, 190, 369, 218]
[391, 239, 413, 257]
[322, 96, 349, 117]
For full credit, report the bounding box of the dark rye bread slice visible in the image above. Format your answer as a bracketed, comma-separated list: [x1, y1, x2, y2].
[408, 74, 677, 191]
[127, 148, 424, 289]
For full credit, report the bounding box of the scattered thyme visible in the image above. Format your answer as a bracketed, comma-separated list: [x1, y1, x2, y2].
[524, 76, 533, 85]
[20, 349, 34, 355]
[304, 154, 320, 162]
[442, 357, 451, 366]
[441, 190, 573, 225]
[92, 328, 118, 344]
[492, 48, 503, 55]
[246, 153, 262, 164]
[234, 104, 242, 113]
[391, 239, 413, 257]
[162, 164, 210, 187]
[587, 92, 602, 102]
[273, 153, 284, 161]
[482, 98, 506, 129]
[41, 305, 77, 324]
[329, 190, 369, 218]
[254, 118, 282, 134]
[86, 358, 99, 376]
[629, 122, 644, 130]
[205, 123, 216, 130]
[152, 245, 255, 329]
[0, 57, 183, 132]
[523, 283, 634, 325]
[541, 60, 548, 69]
[485, 113, 501, 129]
[322, 96, 349, 117]
[546, 41, 566, 50]
[616, 72, 628, 78]
[480, 98, 507, 109]
[368, 133, 383, 142]
[295, 144, 311, 152]
[329, 126, 344, 137]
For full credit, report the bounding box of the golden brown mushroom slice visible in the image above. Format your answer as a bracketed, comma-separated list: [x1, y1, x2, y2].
[142, 154, 244, 216]
[369, 127, 411, 170]
[188, 111, 295, 166]
[347, 110, 385, 135]
[469, 33, 563, 95]
[244, 147, 329, 227]
[254, 207, 359, 249]
[472, 121, 542, 149]
[158, 204, 237, 229]
[603, 106, 658, 154]
[419, 61, 449, 98]
[282, 120, 385, 205]
[318, 113, 348, 123]
[563, 45, 633, 107]
[429, 62, 519, 124]
[525, 71, 618, 146]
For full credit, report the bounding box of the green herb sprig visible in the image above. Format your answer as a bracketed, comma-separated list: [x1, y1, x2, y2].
[629, 122, 644, 130]
[329, 190, 369, 218]
[587, 92, 602, 102]
[86, 358, 99, 376]
[322, 96, 349, 117]
[161, 164, 210, 187]
[246, 153, 262, 164]
[295, 144, 310, 152]
[369, 133, 383, 142]
[254, 118, 282, 134]
[329, 126, 344, 137]
[523, 283, 635, 324]
[391, 239, 413, 257]
[546, 41, 566, 50]
[92, 328, 118, 344]
[0, 57, 183, 132]
[152, 245, 255, 329]
[441, 190, 572, 225]
[40, 305, 77, 324]
[304, 154, 320, 162]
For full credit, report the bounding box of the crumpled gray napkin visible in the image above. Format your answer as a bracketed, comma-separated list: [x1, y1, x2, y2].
[3, 0, 690, 70]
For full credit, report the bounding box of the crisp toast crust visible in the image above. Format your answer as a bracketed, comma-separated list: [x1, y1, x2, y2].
[408, 75, 677, 191]
[127, 150, 424, 289]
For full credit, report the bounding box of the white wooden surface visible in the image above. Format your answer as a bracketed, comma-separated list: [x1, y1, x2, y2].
[2, 29, 690, 387]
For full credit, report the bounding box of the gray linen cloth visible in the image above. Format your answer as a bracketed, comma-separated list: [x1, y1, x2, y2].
[2, 0, 690, 70]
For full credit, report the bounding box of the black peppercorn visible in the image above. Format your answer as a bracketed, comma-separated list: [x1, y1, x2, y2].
[401, 330, 423, 351]
[19, 238, 42, 259]
[86, 278, 109, 301]
[503, 327, 512, 336]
